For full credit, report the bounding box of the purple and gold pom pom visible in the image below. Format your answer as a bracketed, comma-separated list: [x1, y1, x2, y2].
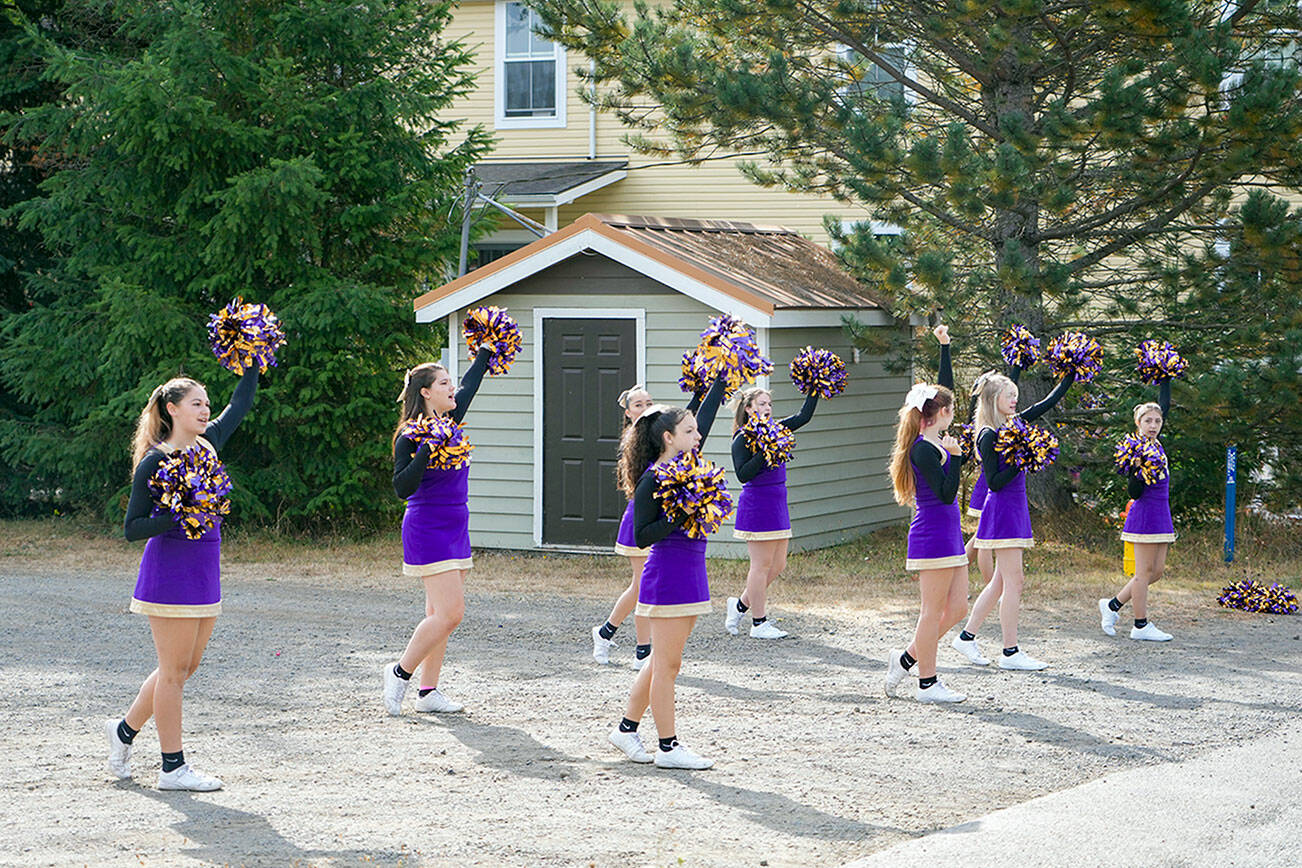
[742, 415, 795, 467]
[1113, 433, 1167, 485]
[994, 416, 1060, 473]
[1044, 331, 1102, 382]
[789, 347, 847, 399]
[679, 315, 773, 397]
[1217, 579, 1299, 615]
[1136, 340, 1188, 384]
[401, 415, 474, 470]
[956, 422, 976, 464]
[1000, 324, 1041, 370]
[651, 449, 734, 538]
[148, 445, 233, 540]
[208, 298, 286, 375]
[464, 306, 523, 376]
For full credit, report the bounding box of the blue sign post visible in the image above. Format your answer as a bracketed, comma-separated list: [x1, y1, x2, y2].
[1224, 446, 1237, 564]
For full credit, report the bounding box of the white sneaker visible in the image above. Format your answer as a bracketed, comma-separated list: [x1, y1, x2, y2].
[158, 763, 222, 792]
[724, 597, 744, 635]
[382, 664, 408, 716]
[105, 719, 131, 780]
[412, 687, 464, 713]
[998, 649, 1049, 671]
[951, 635, 991, 666]
[884, 650, 909, 696]
[591, 625, 617, 665]
[749, 620, 788, 639]
[1130, 622, 1173, 642]
[608, 729, 653, 763]
[1099, 599, 1120, 637]
[917, 680, 967, 703]
[654, 743, 714, 770]
[632, 652, 650, 671]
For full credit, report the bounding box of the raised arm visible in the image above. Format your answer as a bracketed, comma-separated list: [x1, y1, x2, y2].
[203, 368, 259, 452]
[123, 452, 178, 541]
[392, 436, 434, 499]
[911, 440, 962, 504]
[938, 343, 953, 390]
[1159, 379, 1171, 419]
[1020, 372, 1075, 423]
[779, 393, 820, 432]
[633, 470, 680, 548]
[694, 375, 728, 445]
[450, 347, 493, 424]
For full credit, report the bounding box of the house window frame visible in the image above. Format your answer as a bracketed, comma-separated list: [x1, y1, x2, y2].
[495, 0, 568, 130]
[836, 41, 917, 106]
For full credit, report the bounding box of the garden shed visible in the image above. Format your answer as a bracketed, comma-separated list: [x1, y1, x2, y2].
[412, 213, 911, 557]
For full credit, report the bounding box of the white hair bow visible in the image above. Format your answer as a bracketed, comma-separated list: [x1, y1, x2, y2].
[904, 383, 938, 412]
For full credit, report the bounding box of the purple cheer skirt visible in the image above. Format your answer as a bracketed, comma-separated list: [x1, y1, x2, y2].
[635, 529, 711, 618]
[130, 523, 222, 618]
[614, 499, 649, 557]
[967, 472, 988, 519]
[402, 465, 474, 577]
[733, 464, 792, 540]
[974, 465, 1035, 550]
[905, 440, 968, 570]
[1122, 446, 1175, 543]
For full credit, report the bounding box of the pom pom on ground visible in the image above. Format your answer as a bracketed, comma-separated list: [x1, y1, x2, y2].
[679, 315, 772, 397]
[1113, 433, 1168, 485]
[401, 415, 474, 470]
[1044, 331, 1102, 382]
[994, 417, 1060, 473]
[149, 445, 233, 540]
[1217, 580, 1299, 614]
[651, 450, 734, 538]
[742, 415, 795, 467]
[464, 306, 523, 376]
[208, 298, 286, 375]
[789, 347, 847, 399]
[1000, 325, 1041, 370]
[1136, 340, 1188, 384]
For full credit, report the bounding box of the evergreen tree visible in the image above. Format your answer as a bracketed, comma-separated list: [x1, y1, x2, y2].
[1, 0, 491, 528]
[535, 0, 1302, 515]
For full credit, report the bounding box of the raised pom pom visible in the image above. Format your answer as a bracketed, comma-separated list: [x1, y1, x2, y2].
[742, 415, 795, 467]
[1000, 324, 1041, 370]
[651, 449, 734, 538]
[1217, 579, 1299, 614]
[956, 422, 976, 464]
[679, 315, 773, 397]
[208, 298, 286, 375]
[789, 346, 847, 399]
[401, 415, 474, 470]
[1113, 433, 1167, 485]
[994, 416, 1060, 473]
[148, 445, 233, 540]
[1136, 340, 1188, 384]
[1044, 331, 1103, 382]
[464, 306, 523, 376]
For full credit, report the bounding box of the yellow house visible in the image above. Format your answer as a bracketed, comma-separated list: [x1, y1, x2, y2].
[447, 0, 879, 259]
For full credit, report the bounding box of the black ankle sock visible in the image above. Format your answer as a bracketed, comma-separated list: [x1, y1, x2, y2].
[658, 736, 678, 752]
[417, 688, 435, 697]
[735, 598, 749, 613]
[393, 663, 412, 680]
[635, 643, 651, 660]
[752, 616, 767, 626]
[161, 750, 185, 773]
[1003, 646, 1019, 657]
[1134, 618, 1148, 629]
[919, 675, 938, 689]
[598, 621, 618, 640]
[619, 717, 639, 733]
[959, 630, 976, 642]
[1109, 597, 1123, 612]
[900, 650, 917, 670]
[117, 720, 138, 745]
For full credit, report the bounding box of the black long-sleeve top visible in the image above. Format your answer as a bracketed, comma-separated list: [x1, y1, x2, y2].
[632, 375, 728, 549]
[731, 393, 819, 483]
[123, 369, 260, 541]
[910, 343, 962, 503]
[1127, 379, 1172, 499]
[392, 347, 493, 499]
[977, 372, 1075, 492]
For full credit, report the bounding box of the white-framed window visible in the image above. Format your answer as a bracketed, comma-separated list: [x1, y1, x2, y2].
[838, 43, 914, 104]
[495, 1, 567, 129]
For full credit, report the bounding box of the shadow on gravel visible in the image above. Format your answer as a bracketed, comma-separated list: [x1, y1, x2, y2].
[1044, 671, 1302, 715]
[438, 717, 584, 780]
[137, 788, 397, 866]
[962, 706, 1178, 762]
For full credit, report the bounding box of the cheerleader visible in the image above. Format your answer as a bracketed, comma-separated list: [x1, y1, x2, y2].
[955, 368, 1074, 670]
[1099, 380, 1174, 641]
[107, 369, 259, 791]
[722, 386, 818, 639]
[883, 327, 969, 702]
[591, 384, 659, 668]
[607, 374, 728, 770]
[382, 346, 493, 716]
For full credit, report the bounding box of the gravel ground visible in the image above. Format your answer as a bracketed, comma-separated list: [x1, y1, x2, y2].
[2, 558, 1300, 867]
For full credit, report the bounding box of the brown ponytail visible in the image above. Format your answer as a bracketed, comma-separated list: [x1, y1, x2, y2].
[131, 378, 204, 468]
[888, 385, 954, 506]
[393, 363, 447, 446]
